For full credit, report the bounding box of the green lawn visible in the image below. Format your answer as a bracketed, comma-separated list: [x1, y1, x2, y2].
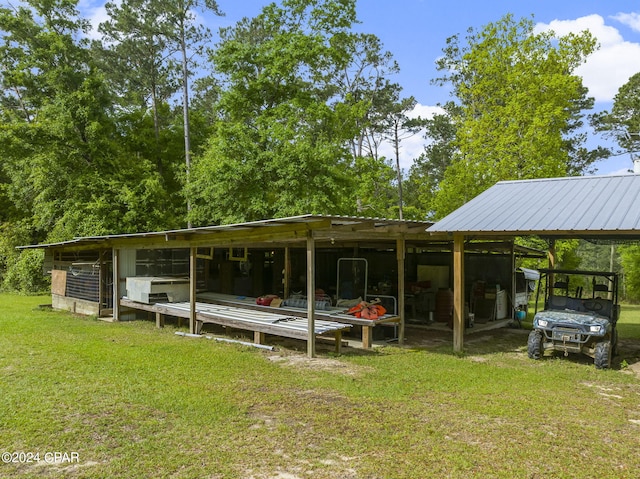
[1, 294, 640, 478]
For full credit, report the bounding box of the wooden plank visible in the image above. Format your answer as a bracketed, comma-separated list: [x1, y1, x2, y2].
[199, 292, 400, 327]
[51, 270, 67, 296]
[120, 298, 190, 317]
[120, 298, 351, 349]
[155, 311, 164, 328]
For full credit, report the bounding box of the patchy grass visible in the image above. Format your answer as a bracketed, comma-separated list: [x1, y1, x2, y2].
[1, 294, 640, 478]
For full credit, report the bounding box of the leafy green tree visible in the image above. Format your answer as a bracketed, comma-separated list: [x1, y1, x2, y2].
[405, 103, 459, 219]
[619, 245, 640, 302]
[161, 0, 223, 224]
[577, 241, 620, 274]
[348, 156, 398, 218]
[187, 0, 370, 224]
[592, 71, 640, 161]
[382, 96, 424, 220]
[0, 0, 119, 237]
[430, 14, 604, 218]
[98, 0, 178, 157]
[0, 0, 179, 257]
[97, 0, 222, 225]
[332, 33, 419, 218]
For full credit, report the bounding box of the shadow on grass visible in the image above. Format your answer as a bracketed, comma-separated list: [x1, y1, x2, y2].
[402, 320, 640, 372]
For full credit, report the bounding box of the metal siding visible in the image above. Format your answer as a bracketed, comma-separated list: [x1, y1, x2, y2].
[427, 175, 640, 234]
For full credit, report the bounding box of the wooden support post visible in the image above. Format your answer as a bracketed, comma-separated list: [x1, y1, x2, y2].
[453, 234, 465, 353]
[113, 248, 120, 321]
[307, 232, 316, 358]
[155, 312, 164, 328]
[98, 250, 104, 317]
[334, 331, 342, 354]
[548, 239, 556, 298]
[362, 326, 372, 349]
[254, 331, 265, 344]
[284, 246, 291, 299]
[511, 240, 516, 320]
[189, 247, 197, 334]
[397, 238, 406, 345]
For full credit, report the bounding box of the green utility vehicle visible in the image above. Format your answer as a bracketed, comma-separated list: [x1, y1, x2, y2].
[527, 269, 620, 369]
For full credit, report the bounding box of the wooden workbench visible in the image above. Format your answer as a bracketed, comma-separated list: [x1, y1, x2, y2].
[120, 297, 350, 352]
[199, 292, 400, 349]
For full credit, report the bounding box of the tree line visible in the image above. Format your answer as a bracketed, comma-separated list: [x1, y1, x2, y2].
[1, 0, 639, 299]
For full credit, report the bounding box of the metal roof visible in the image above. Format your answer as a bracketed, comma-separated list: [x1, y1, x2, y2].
[427, 174, 640, 238]
[19, 214, 435, 250]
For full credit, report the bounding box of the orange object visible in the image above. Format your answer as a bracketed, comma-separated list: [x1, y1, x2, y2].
[347, 301, 367, 317]
[361, 304, 387, 320]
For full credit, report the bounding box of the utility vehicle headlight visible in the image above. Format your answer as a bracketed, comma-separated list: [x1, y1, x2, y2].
[589, 325, 602, 333]
[537, 319, 548, 327]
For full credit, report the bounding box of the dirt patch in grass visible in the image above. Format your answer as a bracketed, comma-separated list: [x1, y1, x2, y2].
[265, 351, 373, 377]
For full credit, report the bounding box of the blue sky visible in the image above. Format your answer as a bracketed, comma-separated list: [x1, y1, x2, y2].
[82, 0, 640, 174]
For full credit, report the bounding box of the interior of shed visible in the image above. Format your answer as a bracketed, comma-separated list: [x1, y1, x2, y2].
[44, 238, 544, 343]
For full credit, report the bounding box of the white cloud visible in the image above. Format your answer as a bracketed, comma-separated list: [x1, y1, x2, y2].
[536, 14, 640, 103]
[611, 12, 640, 32]
[407, 103, 444, 120]
[78, 0, 118, 40]
[379, 103, 445, 171]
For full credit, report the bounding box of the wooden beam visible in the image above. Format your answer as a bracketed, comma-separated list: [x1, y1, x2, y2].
[397, 237, 406, 345]
[113, 248, 120, 321]
[108, 222, 327, 250]
[453, 234, 465, 353]
[307, 232, 316, 358]
[189, 247, 197, 334]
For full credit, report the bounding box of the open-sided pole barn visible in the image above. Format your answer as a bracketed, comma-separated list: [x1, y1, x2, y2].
[21, 214, 543, 355]
[24, 216, 440, 357]
[427, 174, 640, 353]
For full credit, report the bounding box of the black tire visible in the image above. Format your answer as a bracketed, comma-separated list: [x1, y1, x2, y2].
[527, 330, 543, 360]
[594, 341, 611, 369]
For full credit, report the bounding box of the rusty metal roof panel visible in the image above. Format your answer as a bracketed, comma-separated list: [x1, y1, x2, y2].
[427, 175, 640, 236]
[19, 215, 434, 250]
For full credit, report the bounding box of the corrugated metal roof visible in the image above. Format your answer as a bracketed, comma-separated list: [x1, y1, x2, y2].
[427, 175, 640, 237]
[19, 214, 434, 250]
[81, 214, 431, 240]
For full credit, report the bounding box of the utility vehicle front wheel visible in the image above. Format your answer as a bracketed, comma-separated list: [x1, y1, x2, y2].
[527, 330, 543, 360]
[594, 341, 612, 369]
